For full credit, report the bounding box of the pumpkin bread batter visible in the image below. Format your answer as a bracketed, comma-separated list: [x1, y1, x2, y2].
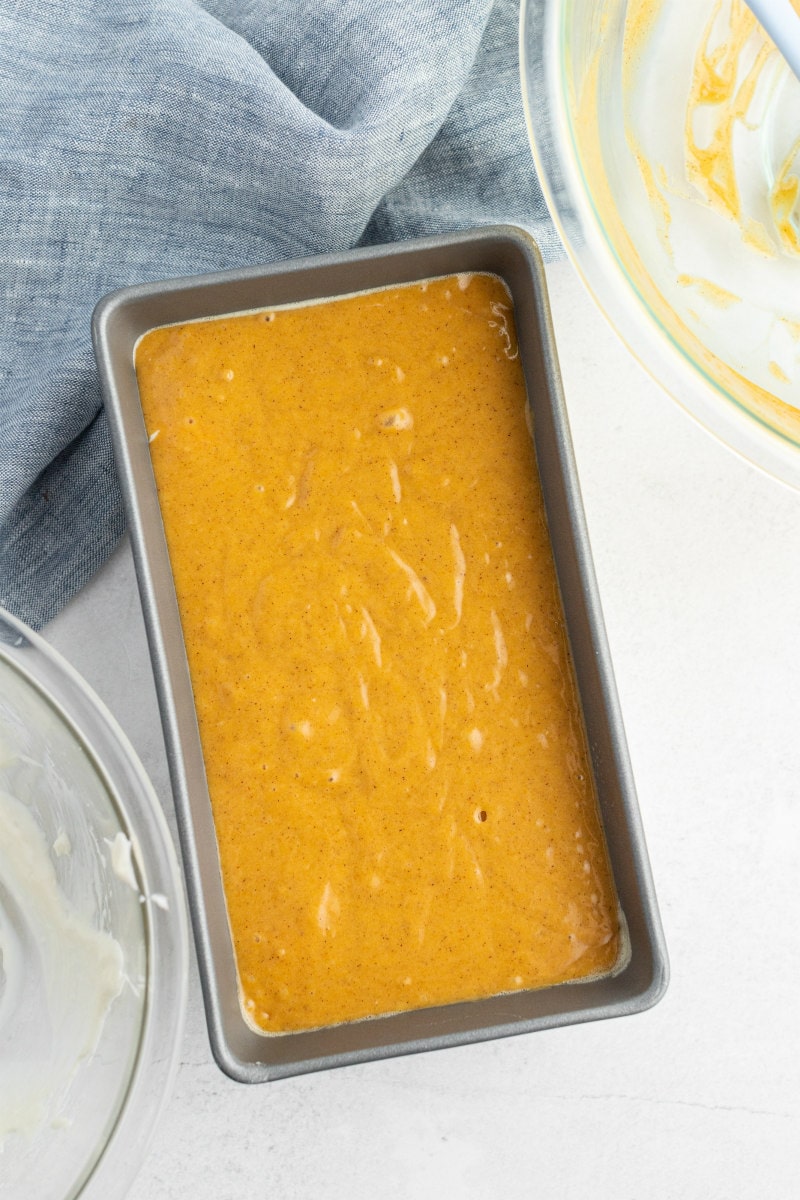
[135, 273, 622, 1033]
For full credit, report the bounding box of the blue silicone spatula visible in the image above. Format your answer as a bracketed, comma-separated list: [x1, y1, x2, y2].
[746, 0, 800, 81]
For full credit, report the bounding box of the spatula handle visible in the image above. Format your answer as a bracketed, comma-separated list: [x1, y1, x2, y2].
[746, 0, 800, 81]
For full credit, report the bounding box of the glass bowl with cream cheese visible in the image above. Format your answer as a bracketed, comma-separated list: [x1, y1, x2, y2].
[0, 606, 188, 1200]
[521, 0, 800, 486]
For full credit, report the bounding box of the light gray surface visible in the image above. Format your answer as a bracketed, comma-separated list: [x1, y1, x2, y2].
[47, 258, 800, 1199]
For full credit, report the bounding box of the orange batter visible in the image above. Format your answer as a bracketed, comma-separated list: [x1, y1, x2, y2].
[135, 273, 622, 1033]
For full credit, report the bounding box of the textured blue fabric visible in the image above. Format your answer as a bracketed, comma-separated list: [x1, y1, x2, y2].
[0, 0, 557, 629]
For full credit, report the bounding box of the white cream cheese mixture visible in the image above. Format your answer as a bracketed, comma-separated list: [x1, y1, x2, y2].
[0, 787, 124, 1143]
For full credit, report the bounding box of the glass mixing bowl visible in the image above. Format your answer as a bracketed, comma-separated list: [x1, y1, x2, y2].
[0, 606, 188, 1200]
[521, 0, 800, 487]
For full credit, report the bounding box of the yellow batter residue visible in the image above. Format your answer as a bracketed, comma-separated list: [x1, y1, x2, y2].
[771, 135, 800, 255]
[683, 3, 766, 226]
[676, 275, 742, 308]
[135, 274, 622, 1033]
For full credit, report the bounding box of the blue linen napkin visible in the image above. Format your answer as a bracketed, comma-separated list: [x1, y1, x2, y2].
[0, 0, 558, 629]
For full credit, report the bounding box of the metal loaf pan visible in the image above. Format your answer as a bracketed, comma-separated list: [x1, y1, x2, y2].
[93, 225, 668, 1083]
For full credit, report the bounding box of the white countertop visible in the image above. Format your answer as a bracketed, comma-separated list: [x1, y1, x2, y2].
[46, 258, 800, 1199]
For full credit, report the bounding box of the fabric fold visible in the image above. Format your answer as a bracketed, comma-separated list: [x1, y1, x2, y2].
[0, 0, 557, 628]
